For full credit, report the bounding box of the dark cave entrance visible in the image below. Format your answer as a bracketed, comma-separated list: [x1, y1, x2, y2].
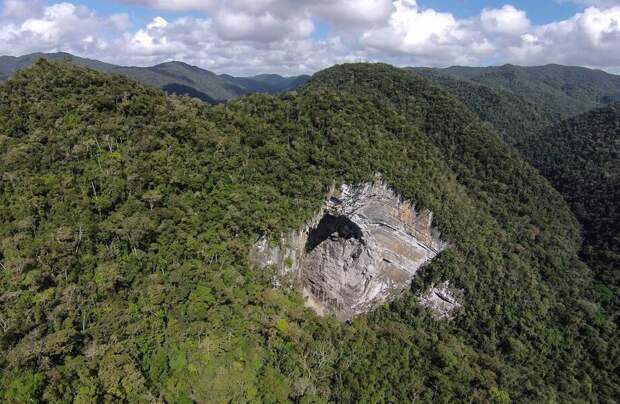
[306, 214, 363, 251]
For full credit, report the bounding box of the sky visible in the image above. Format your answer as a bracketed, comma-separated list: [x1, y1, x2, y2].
[1, 0, 620, 75]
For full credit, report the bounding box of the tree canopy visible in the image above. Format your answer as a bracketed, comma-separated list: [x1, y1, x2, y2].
[0, 60, 617, 402]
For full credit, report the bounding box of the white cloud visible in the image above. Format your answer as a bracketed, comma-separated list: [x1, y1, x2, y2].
[481, 5, 531, 35]
[506, 6, 620, 68]
[119, 0, 216, 12]
[359, 0, 494, 65]
[212, 9, 314, 42]
[122, 0, 394, 25]
[118, 0, 313, 42]
[2, 0, 43, 20]
[313, 0, 394, 26]
[1, 1, 620, 74]
[120, 0, 395, 42]
[118, 14, 356, 74]
[0, 3, 127, 56]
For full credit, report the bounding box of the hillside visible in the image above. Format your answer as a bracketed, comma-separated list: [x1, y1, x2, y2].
[0, 52, 309, 103]
[409, 67, 557, 148]
[409, 67, 620, 316]
[0, 53, 118, 81]
[428, 64, 620, 119]
[408, 64, 620, 150]
[0, 60, 617, 402]
[527, 104, 620, 314]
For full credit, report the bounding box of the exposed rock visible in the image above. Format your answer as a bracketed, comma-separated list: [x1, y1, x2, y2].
[418, 281, 463, 320]
[250, 176, 448, 320]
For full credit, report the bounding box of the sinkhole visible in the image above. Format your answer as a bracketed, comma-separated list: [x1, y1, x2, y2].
[305, 214, 363, 251]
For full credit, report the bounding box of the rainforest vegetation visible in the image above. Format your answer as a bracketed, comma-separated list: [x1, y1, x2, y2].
[411, 66, 620, 341]
[527, 104, 620, 318]
[0, 60, 618, 402]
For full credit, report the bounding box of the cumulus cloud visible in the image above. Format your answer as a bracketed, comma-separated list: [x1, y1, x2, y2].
[481, 5, 531, 35]
[212, 9, 313, 42]
[118, 0, 215, 12]
[2, 0, 43, 20]
[122, 0, 296, 42]
[119, 14, 356, 74]
[0, 2, 129, 56]
[1, 1, 620, 74]
[506, 6, 620, 67]
[358, 0, 493, 65]
[122, 0, 394, 25]
[313, 0, 394, 26]
[120, 0, 394, 41]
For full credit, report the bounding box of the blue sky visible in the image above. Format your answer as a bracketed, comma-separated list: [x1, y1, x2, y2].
[419, 0, 583, 23]
[2, 0, 620, 75]
[73, 0, 202, 24]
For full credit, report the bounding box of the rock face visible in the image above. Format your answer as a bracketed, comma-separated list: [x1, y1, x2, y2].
[250, 177, 448, 320]
[418, 282, 463, 320]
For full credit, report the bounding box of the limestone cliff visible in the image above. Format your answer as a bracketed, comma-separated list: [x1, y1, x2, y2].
[418, 282, 463, 320]
[250, 176, 449, 320]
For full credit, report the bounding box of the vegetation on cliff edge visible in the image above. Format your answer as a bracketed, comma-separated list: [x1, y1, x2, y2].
[0, 60, 617, 402]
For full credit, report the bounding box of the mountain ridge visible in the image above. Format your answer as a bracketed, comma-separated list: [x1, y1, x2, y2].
[0, 52, 310, 103]
[412, 63, 620, 118]
[4, 53, 620, 110]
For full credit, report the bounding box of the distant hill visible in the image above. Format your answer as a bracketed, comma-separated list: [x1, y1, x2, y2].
[0, 52, 310, 103]
[250, 73, 311, 91]
[409, 67, 557, 149]
[414, 64, 620, 119]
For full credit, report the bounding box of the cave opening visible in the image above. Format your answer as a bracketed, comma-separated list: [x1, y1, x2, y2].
[306, 214, 363, 251]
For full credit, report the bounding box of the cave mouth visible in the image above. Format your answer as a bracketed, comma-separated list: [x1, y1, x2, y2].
[306, 214, 363, 251]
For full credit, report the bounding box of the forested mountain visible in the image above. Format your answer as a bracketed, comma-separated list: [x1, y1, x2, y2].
[410, 66, 620, 321]
[420, 64, 620, 118]
[0, 53, 118, 80]
[526, 104, 620, 316]
[1, 59, 617, 402]
[408, 67, 557, 148]
[3, 53, 617, 113]
[409, 64, 620, 150]
[0, 52, 309, 103]
[250, 73, 312, 92]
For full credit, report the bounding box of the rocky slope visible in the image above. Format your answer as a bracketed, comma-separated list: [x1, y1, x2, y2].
[251, 177, 448, 319]
[418, 281, 463, 320]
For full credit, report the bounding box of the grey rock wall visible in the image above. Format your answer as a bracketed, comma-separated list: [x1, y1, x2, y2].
[250, 176, 450, 320]
[418, 281, 463, 320]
